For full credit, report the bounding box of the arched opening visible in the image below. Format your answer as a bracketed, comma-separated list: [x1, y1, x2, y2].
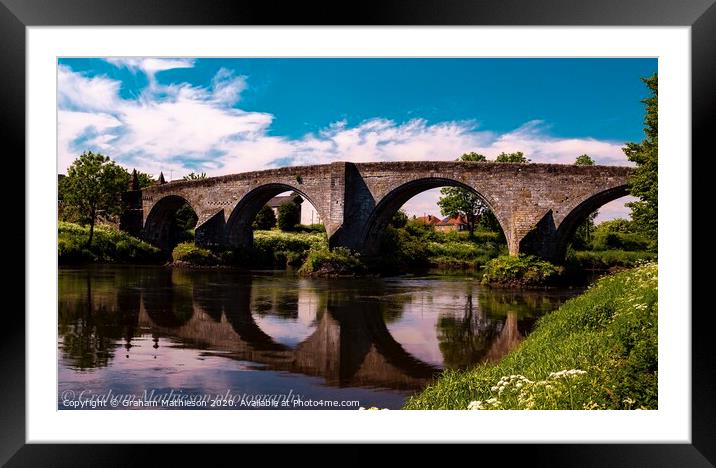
[143, 195, 198, 252]
[519, 185, 637, 263]
[225, 183, 326, 251]
[360, 178, 508, 270]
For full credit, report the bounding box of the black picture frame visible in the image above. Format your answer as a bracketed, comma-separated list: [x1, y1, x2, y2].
[2, 0, 711, 464]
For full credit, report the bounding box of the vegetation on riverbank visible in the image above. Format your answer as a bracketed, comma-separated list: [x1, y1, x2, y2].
[403, 263, 658, 410]
[58, 222, 163, 264]
[480, 255, 560, 287]
[379, 219, 506, 273]
[298, 247, 367, 277]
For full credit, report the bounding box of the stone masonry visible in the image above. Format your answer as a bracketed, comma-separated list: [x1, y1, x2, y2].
[120, 161, 632, 263]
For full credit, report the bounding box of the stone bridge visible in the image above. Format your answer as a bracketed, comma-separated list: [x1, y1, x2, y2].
[121, 161, 632, 262]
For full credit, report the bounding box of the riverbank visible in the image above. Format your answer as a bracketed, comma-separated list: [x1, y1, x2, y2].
[403, 263, 658, 410]
[57, 222, 655, 284]
[58, 222, 164, 265]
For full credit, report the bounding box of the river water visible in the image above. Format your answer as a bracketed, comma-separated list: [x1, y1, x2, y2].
[58, 265, 583, 410]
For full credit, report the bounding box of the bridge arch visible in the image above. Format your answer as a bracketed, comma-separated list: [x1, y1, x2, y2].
[519, 184, 630, 263]
[359, 177, 508, 256]
[143, 194, 199, 251]
[225, 183, 326, 249]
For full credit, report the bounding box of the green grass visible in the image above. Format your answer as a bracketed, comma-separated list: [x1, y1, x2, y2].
[58, 221, 163, 264]
[403, 263, 658, 410]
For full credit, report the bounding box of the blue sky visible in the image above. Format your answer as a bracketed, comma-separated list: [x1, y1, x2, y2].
[57, 57, 656, 221]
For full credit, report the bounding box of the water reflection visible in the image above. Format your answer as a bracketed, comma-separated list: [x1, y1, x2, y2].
[59, 266, 580, 398]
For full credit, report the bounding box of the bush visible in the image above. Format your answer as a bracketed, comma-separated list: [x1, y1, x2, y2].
[567, 250, 657, 270]
[277, 202, 300, 231]
[404, 263, 658, 410]
[295, 224, 326, 234]
[171, 242, 219, 266]
[481, 254, 560, 287]
[298, 247, 366, 277]
[590, 219, 653, 251]
[227, 230, 327, 269]
[58, 221, 163, 264]
[253, 205, 277, 230]
[379, 226, 431, 271]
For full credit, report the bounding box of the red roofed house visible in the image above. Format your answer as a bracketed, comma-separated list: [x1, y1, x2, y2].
[436, 214, 470, 232]
[415, 214, 442, 225]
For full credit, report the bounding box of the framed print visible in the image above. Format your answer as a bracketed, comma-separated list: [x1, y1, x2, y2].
[3, 0, 713, 464]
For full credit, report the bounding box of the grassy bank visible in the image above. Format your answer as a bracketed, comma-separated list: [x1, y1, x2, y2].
[58, 222, 164, 264]
[404, 263, 657, 410]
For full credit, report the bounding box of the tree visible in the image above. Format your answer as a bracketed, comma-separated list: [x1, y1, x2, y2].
[437, 153, 490, 237]
[495, 151, 530, 163]
[390, 209, 409, 229]
[253, 205, 277, 230]
[623, 73, 658, 244]
[277, 202, 300, 231]
[575, 154, 595, 166]
[61, 151, 130, 246]
[459, 152, 487, 162]
[572, 154, 598, 248]
[183, 172, 207, 181]
[136, 171, 155, 188]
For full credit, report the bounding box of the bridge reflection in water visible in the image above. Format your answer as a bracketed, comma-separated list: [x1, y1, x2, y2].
[58, 267, 579, 393]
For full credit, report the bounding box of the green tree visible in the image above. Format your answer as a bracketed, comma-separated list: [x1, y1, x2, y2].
[136, 171, 155, 188]
[575, 154, 595, 166]
[183, 171, 207, 181]
[277, 202, 300, 231]
[61, 151, 130, 246]
[174, 204, 198, 233]
[495, 151, 530, 163]
[623, 73, 658, 244]
[390, 209, 409, 229]
[253, 205, 277, 230]
[437, 153, 489, 237]
[572, 154, 598, 248]
[459, 152, 487, 163]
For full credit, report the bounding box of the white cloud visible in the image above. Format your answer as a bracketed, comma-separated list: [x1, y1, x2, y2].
[58, 65, 120, 112]
[56, 64, 634, 220]
[58, 110, 122, 172]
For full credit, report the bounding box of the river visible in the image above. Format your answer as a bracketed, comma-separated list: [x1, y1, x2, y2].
[58, 265, 584, 410]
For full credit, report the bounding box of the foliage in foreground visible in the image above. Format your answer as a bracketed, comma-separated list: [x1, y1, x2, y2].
[298, 247, 367, 277]
[404, 263, 658, 410]
[480, 254, 560, 287]
[58, 222, 163, 264]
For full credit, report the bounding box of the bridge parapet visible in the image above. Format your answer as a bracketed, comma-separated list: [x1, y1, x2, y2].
[125, 161, 633, 262]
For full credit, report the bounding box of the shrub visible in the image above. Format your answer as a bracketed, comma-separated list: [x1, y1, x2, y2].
[253, 205, 277, 230]
[277, 202, 300, 231]
[481, 254, 560, 287]
[226, 230, 327, 269]
[298, 247, 366, 277]
[171, 242, 219, 266]
[295, 224, 326, 234]
[568, 250, 657, 270]
[379, 226, 431, 271]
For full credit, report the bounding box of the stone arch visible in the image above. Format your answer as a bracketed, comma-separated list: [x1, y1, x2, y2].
[225, 183, 326, 249]
[143, 194, 199, 251]
[359, 177, 508, 256]
[519, 184, 630, 263]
